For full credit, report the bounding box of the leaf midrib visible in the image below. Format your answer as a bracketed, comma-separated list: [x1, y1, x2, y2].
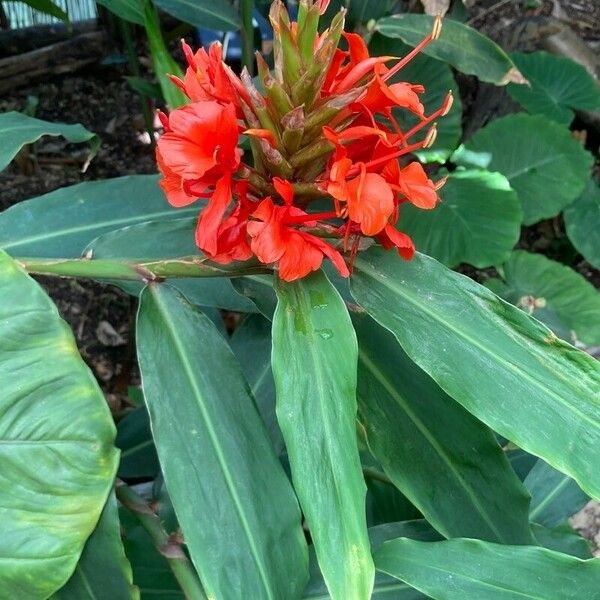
[358, 348, 506, 542]
[150, 288, 274, 599]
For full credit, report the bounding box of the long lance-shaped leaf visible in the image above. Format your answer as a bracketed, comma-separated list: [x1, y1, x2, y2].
[272, 271, 374, 600]
[0, 250, 118, 599]
[374, 538, 600, 600]
[350, 249, 600, 500]
[354, 313, 534, 544]
[53, 492, 139, 600]
[137, 284, 308, 599]
[525, 460, 589, 527]
[0, 175, 192, 258]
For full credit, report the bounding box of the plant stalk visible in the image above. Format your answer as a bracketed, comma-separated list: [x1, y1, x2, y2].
[240, 0, 255, 76]
[116, 480, 207, 600]
[17, 256, 271, 281]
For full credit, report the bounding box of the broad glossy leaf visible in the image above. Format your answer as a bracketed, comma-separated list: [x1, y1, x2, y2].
[0, 175, 194, 257]
[369, 34, 462, 163]
[354, 313, 533, 543]
[507, 448, 537, 481]
[345, 0, 395, 28]
[96, 0, 144, 23]
[531, 523, 593, 559]
[116, 406, 159, 479]
[137, 284, 308, 599]
[272, 271, 374, 600]
[564, 180, 600, 270]
[375, 538, 600, 599]
[401, 169, 521, 268]
[87, 218, 256, 312]
[507, 51, 600, 125]
[0, 250, 118, 598]
[230, 314, 284, 455]
[154, 0, 240, 29]
[525, 460, 589, 528]
[377, 14, 523, 84]
[53, 493, 138, 599]
[485, 251, 600, 345]
[304, 521, 436, 599]
[120, 510, 184, 599]
[350, 249, 600, 500]
[452, 114, 593, 224]
[0, 111, 98, 172]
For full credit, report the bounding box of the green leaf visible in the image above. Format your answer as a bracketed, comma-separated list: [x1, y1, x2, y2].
[525, 460, 589, 528]
[153, 0, 240, 29]
[21, 0, 69, 22]
[304, 521, 437, 599]
[531, 523, 593, 559]
[374, 538, 600, 599]
[0, 250, 118, 598]
[116, 406, 160, 479]
[125, 76, 163, 101]
[345, 0, 395, 29]
[564, 179, 600, 270]
[137, 284, 308, 599]
[400, 169, 521, 268]
[232, 275, 278, 319]
[368, 34, 462, 163]
[355, 313, 534, 543]
[96, 0, 144, 23]
[507, 448, 538, 481]
[0, 111, 98, 172]
[507, 51, 600, 125]
[53, 492, 139, 599]
[86, 218, 256, 312]
[272, 271, 374, 600]
[485, 251, 600, 346]
[230, 314, 285, 455]
[120, 509, 184, 599]
[451, 114, 594, 225]
[350, 249, 600, 501]
[143, 0, 188, 108]
[0, 175, 193, 258]
[377, 14, 524, 85]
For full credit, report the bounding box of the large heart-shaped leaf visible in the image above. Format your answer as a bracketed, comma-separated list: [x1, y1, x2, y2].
[400, 169, 521, 268]
[525, 460, 589, 528]
[53, 492, 138, 599]
[374, 538, 600, 599]
[0, 111, 98, 172]
[452, 114, 593, 225]
[368, 34, 463, 163]
[86, 218, 256, 312]
[350, 249, 600, 500]
[0, 250, 118, 598]
[564, 179, 600, 270]
[153, 0, 240, 29]
[507, 51, 600, 125]
[377, 14, 523, 84]
[137, 284, 308, 599]
[272, 271, 374, 600]
[0, 175, 194, 258]
[354, 314, 533, 544]
[485, 251, 600, 345]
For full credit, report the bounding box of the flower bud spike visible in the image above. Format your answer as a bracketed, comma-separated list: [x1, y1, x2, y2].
[157, 110, 170, 131]
[167, 74, 187, 94]
[245, 129, 278, 147]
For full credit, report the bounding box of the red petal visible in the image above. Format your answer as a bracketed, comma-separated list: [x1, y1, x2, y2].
[196, 175, 233, 255]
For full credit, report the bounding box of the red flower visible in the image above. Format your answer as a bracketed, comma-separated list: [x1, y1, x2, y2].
[247, 180, 349, 282]
[157, 101, 241, 255]
[376, 225, 415, 260]
[382, 160, 440, 209]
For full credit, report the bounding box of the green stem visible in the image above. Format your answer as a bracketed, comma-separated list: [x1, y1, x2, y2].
[116, 481, 207, 600]
[17, 256, 271, 281]
[362, 466, 394, 486]
[240, 0, 255, 76]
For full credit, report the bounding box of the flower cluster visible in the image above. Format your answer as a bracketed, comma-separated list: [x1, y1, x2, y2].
[156, 0, 451, 281]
